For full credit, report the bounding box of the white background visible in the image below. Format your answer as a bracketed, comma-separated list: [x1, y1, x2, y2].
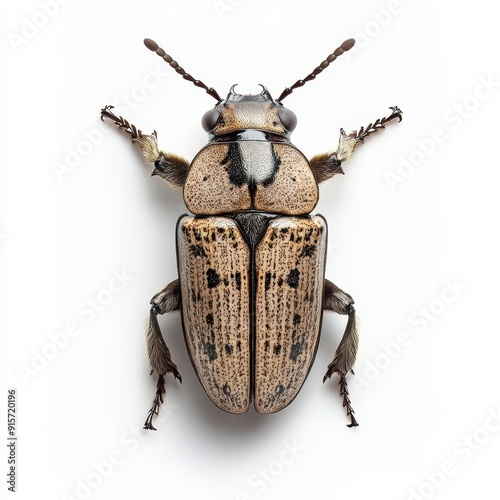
[2, 0, 500, 499]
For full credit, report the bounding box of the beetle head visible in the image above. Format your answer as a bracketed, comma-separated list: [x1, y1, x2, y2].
[201, 85, 297, 139]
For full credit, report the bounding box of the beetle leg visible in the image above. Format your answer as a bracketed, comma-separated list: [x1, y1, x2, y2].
[309, 106, 403, 183]
[143, 279, 182, 430]
[100, 105, 190, 188]
[322, 279, 359, 427]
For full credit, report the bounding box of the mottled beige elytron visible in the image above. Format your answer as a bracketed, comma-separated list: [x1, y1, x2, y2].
[254, 216, 327, 413]
[177, 216, 251, 413]
[177, 214, 327, 414]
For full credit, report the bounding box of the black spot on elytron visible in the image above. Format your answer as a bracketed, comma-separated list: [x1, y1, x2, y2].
[264, 340, 270, 352]
[236, 340, 241, 351]
[289, 342, 303, 362]
[293, 314, 301, 326]
[235, 272, 241, 290]
[286, 268, 300, 289]
[206, 268, 221, 288]
[290, 233, 295, 241]
[223, 383, 231, 395]
[211, 232, 216, 241]
[217, 227, 225, 234]
[191, 289, 197, 302]
[299, 245, 316, 258]
[275, 384, 285, 394]
[206, 313, 214, 326]
[265, 272, 272, 291]
[223, 278, 229, 286]
[189, 244, 207, 257]
[204, 342, 217, 361]
[220, 142, 247, 186]
[277, 277, 283, 287]
[273, 344, 282, 355]
[270, 230, 277, 241]
[203, 175, 208, 181]
[225, 344, 233, 355]
[280, 228, 289, 234]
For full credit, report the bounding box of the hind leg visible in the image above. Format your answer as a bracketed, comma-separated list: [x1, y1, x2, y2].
[143, 279, 182, 430]
[323, 279, 359, 427]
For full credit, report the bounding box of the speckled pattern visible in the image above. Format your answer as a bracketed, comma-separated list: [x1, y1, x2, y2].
[184, 142, 318, 215]
[253, 216, 327, 413]
[254, 144, 318, 214]
[212, 102, 286, 136]
[184, 145, 252, 215]
[177, 216, 251, 413]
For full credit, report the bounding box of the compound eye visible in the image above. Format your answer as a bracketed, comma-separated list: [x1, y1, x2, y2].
[201, 109, 220, 132]
[278, 107, 297, 132]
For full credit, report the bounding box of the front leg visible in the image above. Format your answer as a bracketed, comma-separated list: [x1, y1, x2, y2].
[310, 106, 402, 183]
[100, 105, 189, 188]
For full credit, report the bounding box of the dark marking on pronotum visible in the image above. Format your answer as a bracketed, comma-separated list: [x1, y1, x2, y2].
[261, 145, 281, 187]
[286, 268, 300, 288]
[204, 342, 217, 361]
[221, 143, 247, 186]
[206, 268, 221, 288]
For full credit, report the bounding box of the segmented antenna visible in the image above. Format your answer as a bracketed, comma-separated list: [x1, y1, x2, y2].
[277, 38, 356, 101]
[144, 38, 221, 101]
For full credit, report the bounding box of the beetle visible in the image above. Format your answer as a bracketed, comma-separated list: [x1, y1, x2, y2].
[101, 37, 402, 430]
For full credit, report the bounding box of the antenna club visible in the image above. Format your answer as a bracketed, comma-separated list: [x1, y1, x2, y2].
[341, 38, 355, 52]
[144, 38, 159, 52]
